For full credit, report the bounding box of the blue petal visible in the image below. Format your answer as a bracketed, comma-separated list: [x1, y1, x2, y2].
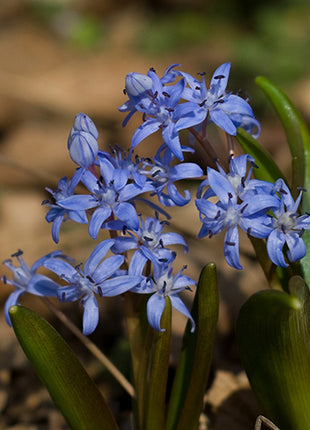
[170, 163, 203, 181]
[128, 250, 148, 276]
[43, 258, 78, 282]
[160, 233, 188, 252]
[222, 95, 254, 115]
[51, 215, 64, 243]
[147, 293, 166, 331]
[114, 202, 139, 230]
[166, 183, 191, 206]
[88, 206, 112, 239]
[4, 290, 23, 326]
[131, 119, 161, 148]
[162, 121, 183, 161]
[99, 275, 142, 296]
[82, 294, 99, 335]
[224, 226, 242, 270]
[84, 239, 115, 275]
[266, 229, 288, 267]
[58, 195, 98, 210]
[210, 63, 230, 95]
[170, 295, 195, 332]
[286, 233, 306, 263]
[28, 274, 60, 296]
[207, 168, 236, 206]
[93, 255, 124, 284]
[209, 109, 236, 135]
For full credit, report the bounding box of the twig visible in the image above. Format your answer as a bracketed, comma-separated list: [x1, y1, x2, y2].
[41, 297, 136, 398]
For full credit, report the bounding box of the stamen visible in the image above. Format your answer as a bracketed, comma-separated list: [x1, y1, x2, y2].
[299, 228, 305, 237]
[97, 286, 103, 297]
[2, 275, 7, 284]
[41, 199, 49, 205]
[228, 192, 233, 199]
[195, 86, 201, 90]
[149, 67, 156, 73]
[159, 239, 164, 248]
[214, 74, 225, 79]
[199, 100, 206, 107]
[214, 210, 221, 220]
[11, 250, 23, 258]
[86, 275, 94, 283]
[241, 176, 246, 188]
[158, 258, 168, 263]
[162, 91, 170, 98]
[297, 187, 307, 192]
[143, 236, 153, 242]
[225, 241, 236, 246]
[61, 292, 66, 302]
[197, 71, 206, 76]
[240, 203, 248, 214]
[165, 107, 174, 113]
[247, 227, 251, 237]
[216, 99, 225, 104]
[123, 88, 127, 95]
[151, 169, 161, 178]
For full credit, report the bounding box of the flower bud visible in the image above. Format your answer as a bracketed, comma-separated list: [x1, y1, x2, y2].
[72, 113, 99, 139]
[125, 72, 153, 97]
[68, 130, 98, 167]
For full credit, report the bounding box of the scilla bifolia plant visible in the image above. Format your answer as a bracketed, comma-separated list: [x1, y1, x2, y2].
[2, 62, 310, 430]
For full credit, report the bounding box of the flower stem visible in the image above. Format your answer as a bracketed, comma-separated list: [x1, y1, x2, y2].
[41, 297, 135, 398]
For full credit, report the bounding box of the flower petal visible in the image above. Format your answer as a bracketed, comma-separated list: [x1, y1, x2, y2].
[147, 293, 166, 331]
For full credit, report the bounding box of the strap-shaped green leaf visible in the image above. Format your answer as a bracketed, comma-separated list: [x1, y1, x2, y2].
[166, 263, 219, 430]
[255, 76, 305, 195]
[236, 276, 310, 430]
[9, 305, 118, 430]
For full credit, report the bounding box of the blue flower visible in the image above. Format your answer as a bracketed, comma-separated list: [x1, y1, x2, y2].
[98, 147, 147, 188]
[68, 113, 99, 167]
[120, 66, 192, 160]
[140, 145, 203, 206]
[1, 250, 65, 326]
[57, 152, 154, 239]
[118, 72, 154, 127]
[176, 63, 260, 137]
[110, 214, 188, 276]
[43, 239, 142, 335]
[43, 169, 88, 243]
[266, 180, 310, 267]
[131, 260, 196, 332]
[196, 163, 279, 269]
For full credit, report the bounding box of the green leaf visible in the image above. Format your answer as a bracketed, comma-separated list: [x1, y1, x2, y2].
[236, 128, 285, 184]
[255, 76, 305, 195]
[144, 297, 172, 430]
[236, 276, 310, 430]
[166, 263, 219, 430]
[9, 305, 118, 430]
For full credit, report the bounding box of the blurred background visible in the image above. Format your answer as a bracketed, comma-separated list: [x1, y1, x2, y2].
[0, 0, 310, 428]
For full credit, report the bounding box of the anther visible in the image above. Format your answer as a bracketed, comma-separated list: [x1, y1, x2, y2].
[214, 74, 225, 79]
[214, 210, 221, 220]
[225, 241, 236, 246]
[97, 286, 103, 297]
[162, 91, 170, 98]
[11, 249, 23, 258]
[240, 203, 248, 214]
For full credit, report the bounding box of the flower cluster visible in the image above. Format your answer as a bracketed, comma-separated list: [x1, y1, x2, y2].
[3, 62, 310, 341]
[195, 154, 310, 269]
[119, 62, 260, 161]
